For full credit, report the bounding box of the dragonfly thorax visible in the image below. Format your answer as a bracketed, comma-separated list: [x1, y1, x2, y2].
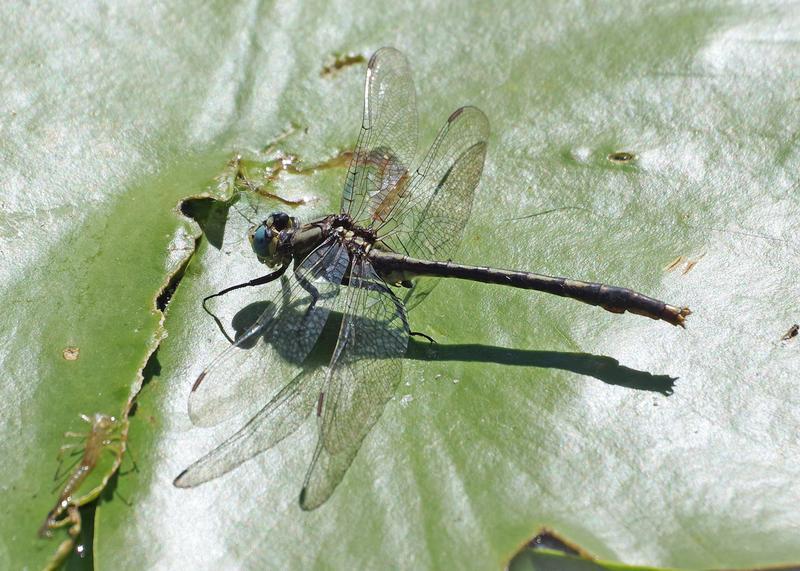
[342, 230, 374, 256]
[328, 214, 378, 256]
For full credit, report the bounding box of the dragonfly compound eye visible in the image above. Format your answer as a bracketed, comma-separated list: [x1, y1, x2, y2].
[270, 211, 291, 230]
[248, 224, 283, 266]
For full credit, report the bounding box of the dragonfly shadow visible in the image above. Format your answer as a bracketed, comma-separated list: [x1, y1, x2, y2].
[228, 301, 676, 396]
[228, 298, 343, 369]
[406, 339, 676, 396]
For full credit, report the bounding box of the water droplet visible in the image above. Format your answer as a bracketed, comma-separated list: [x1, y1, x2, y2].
[452, 378, 460, 384]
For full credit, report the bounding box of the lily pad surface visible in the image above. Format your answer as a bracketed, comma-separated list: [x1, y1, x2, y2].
[2, 1, 799, 570]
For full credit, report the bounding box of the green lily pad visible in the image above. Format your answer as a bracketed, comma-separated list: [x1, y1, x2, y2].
[3, 1, 799, 569]
[506, 530, 800, 571]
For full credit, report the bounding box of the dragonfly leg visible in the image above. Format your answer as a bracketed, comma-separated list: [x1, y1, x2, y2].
[410, 330, 437, 344]
[342, 272, 421, 342]
[202, 263, 290, 343]
[296, 271, 321, 315]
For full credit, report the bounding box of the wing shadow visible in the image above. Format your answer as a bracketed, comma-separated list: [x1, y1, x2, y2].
[180, 295, 676, 507]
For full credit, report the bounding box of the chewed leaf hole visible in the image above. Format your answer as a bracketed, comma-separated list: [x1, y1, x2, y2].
[62, 346, 80, 361]
[527, 529, 583, 556]
[607, 151, 636, 164]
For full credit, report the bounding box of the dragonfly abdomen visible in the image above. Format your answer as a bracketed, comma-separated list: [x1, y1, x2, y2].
[369, 250, 690, 327]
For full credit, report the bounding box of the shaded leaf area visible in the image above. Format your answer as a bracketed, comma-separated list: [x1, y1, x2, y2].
[507, 530, 800, 571]
[1, 0, 798, 569]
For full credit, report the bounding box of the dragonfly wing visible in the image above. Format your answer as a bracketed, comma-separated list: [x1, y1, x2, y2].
[189, 237, 348, 427]
[175, 366, 325, 487]
[299, 256, 409, 510]
[378, 106, 489, 308]
[341, 47, 418, 226]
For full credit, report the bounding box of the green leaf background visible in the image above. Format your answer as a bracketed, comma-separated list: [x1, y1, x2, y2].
[2, 1, 798, 569]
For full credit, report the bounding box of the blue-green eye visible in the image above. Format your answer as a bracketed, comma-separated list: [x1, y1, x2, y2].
[247, 213, 298, 268]
[250, 225, 271, 257]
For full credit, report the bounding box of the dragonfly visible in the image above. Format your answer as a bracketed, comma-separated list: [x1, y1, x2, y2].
[174, 47, 690, 510]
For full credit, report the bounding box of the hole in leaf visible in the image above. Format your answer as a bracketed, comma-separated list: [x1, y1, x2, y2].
[607, 151, 636, 164]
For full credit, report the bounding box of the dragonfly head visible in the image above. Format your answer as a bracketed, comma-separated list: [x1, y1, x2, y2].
[248, 211, 298, 267]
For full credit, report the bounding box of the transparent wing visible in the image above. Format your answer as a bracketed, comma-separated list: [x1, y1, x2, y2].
[341, 47, 418, 226]
[299, 255, 409, 510]
[377, 106, 489, 258]
[188, 237, 348, 427]
[174, 366, 325, 487]
[376, 106, 489, 308]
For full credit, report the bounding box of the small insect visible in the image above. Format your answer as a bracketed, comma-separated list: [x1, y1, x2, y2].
[781, 324, 799, 341]
[39, 413, 126, 568]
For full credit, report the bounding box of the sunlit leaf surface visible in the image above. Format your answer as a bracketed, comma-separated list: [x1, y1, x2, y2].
[2, 1, 799, 569]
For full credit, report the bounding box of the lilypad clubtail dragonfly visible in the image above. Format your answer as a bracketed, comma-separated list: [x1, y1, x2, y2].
[175, 47, 690, 510]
